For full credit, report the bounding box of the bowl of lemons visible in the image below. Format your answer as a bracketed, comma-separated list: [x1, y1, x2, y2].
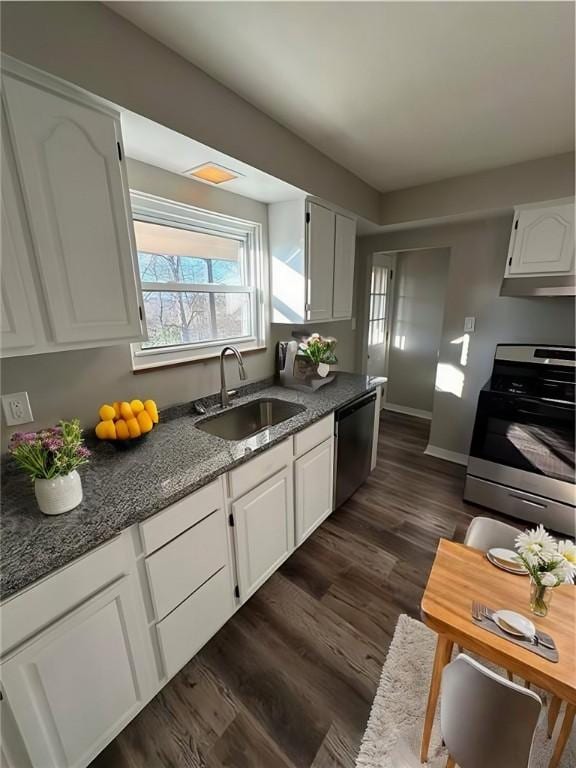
[95, 399, 159, 447]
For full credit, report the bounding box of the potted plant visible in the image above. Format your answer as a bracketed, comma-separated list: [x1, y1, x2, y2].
[298, 333, 338, 378]
[514, 525, 576, 616]
[8, 419, 91, 515]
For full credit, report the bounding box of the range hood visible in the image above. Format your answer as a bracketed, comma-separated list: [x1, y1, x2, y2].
[501, 274, 575, 297]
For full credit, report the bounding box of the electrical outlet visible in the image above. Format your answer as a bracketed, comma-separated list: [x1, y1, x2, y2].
[464, 316, 476, 333]
[2, 392, 34, 426]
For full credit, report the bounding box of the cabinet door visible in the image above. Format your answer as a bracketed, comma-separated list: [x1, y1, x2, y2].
[508, 203, 574, 276]
[295, 438, 334, 546]
[0, 109, 39, 355]
[306, 202, 335, 321]
[1, 578, 149, 768]
[232, 467, 294, 601]
[332, 214, 356, 319]
[2, 74, 143, 345]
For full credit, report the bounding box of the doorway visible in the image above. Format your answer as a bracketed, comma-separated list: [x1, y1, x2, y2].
[366, 252, 396, 380]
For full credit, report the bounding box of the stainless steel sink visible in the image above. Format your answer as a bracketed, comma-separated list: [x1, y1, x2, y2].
[196, 398, 306, 441]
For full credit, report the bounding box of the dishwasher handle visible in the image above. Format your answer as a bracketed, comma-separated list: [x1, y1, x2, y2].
[335, 390, 377, 421]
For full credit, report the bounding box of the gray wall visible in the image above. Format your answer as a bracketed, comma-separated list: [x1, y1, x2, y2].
[1, 160, 275, 448]
[386, 249, 450, 414]
[380, 152, 575, 226]
[358, 216, 575, 458]
[0, 1, 380, 222]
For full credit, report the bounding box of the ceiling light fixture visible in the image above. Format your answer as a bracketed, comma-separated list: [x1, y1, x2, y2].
[185, 163, 241, 185]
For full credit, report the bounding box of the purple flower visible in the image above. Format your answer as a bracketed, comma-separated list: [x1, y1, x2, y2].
[22, 432, 39, 443]
[43, 437, 64, 452]
[75, 446, 91, 459]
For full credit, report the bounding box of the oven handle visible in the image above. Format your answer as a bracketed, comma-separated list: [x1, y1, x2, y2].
[509, 494, 548, 509]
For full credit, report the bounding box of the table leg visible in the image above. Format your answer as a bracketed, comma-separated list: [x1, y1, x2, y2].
[420, 634, 453, 763]
[548, 695, 562, 738]
[549, 703, 575, 768]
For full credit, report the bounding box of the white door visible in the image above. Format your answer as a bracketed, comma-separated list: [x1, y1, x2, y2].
[306, 202, 335, 321]
[1, 578, 149, 768]
[2, 74, 143, 346]
[295, 438, 334, 546]
[231, 467, 294, 601]
[367, 253, 395, 379]
[0, 112, 38, 354]
[332, 214, 356, 319]
[507, 203, 575, 276]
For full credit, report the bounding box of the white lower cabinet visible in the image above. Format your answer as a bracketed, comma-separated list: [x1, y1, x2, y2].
[295, 438, 334, 546]
[1, 577, 151, 768]
[232, 466, 295, 602]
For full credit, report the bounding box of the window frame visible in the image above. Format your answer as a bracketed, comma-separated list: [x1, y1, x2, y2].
[130, 191, 266, 369]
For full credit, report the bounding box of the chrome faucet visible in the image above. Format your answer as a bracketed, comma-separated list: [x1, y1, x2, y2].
[219, 346, 247, 407]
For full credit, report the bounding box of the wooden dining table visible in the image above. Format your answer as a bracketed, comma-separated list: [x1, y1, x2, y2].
[420, 539, 576, 768]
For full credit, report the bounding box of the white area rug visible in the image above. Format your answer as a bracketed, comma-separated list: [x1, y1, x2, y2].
[356, 614, 575, 768]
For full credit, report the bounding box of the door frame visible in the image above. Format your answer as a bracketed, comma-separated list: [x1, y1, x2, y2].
[362, 251, 397, 390]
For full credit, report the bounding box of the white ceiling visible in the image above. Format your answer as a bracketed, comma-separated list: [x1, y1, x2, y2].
[121, 110, 306, 203]
[111, 1, 574, 193]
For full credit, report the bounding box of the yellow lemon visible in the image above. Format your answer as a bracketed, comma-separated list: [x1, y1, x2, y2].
[130, 399, 144, 415]
[120, 401, 134, 421]
[144, 399, 159, 424]
[95, 420, 116, 440]
[126, 417, 141, 439]
[115, 419, 130, 440]
[112, 401, 122, 420]
[99, 404, 116, 422]
[137, 410, 153, 434]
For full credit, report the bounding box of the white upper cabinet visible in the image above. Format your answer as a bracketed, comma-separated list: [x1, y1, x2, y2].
[269, 198, 356, 324]
[307, 202, 336, 321]
[505, 199, 575, 277]
[0, 110, 39, 354]
[332, 213, 356, 319]
[1, 62, 143, 353]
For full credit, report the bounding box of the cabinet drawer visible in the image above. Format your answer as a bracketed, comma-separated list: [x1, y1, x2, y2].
[228, 438, 292, 499]
[139, 480, 223, 555]
[294, 415, 334, 457]
[157, 566, 234, 679]
[145, 509, 228, 621]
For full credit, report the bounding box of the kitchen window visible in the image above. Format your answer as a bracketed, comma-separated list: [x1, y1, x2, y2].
[131, 192, 265, 369]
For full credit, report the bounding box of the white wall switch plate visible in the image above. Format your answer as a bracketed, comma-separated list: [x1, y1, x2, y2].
[2, 392, 34, 426]
[464, 316, 476, 333]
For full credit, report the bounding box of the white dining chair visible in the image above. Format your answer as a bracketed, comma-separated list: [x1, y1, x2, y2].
[464, 516, 520, 552]
[441, 654, 542, 768]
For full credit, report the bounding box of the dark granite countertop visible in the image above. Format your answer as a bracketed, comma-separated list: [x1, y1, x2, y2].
[1, 373, 382, 601]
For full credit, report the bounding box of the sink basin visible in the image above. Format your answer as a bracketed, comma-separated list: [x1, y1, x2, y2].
[196, 398, 306, 441]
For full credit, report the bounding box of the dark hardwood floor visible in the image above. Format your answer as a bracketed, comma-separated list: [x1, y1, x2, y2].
[94, 411, 519, 768]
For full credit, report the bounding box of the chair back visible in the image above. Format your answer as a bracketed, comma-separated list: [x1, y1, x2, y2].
[464, 516, 519, 552]
[441, 654, 541, 768]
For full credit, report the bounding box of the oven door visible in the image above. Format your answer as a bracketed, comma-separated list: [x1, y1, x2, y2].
[470, 391, 575, 485]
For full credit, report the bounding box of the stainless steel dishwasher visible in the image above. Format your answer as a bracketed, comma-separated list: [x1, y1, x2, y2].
[334, 390, 377, 508]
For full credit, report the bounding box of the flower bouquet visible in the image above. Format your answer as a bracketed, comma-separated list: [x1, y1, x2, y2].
[9, 419, 90, 515]
[514, 525, 576, 616]
[297, 333, 338, 378]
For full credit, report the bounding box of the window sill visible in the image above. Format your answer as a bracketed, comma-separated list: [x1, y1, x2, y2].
[132, 345, 268, 374]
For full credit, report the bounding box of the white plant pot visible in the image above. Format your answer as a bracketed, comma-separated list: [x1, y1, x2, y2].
[317, 362, 330, 378]
[34, 470, 83, 515]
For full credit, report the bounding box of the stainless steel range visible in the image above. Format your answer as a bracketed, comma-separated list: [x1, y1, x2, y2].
[464, 344, 575, 536]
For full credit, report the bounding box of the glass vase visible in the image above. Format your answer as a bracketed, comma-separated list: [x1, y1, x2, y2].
[529, 578, 553, 617]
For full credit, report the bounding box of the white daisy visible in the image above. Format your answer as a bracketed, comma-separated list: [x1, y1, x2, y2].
[515, 525, 557, 565]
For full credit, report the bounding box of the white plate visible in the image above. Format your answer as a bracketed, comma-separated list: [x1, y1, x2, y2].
[487, 548, 528, 575]
[493, 609, 536, 639]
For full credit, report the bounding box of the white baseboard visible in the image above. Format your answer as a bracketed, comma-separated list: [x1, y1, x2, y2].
[425, 444, 469, 466]
[383, 402, 433, 421]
